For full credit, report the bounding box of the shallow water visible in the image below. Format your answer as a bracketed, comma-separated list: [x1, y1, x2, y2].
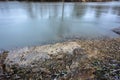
[0, 1, 120, 49]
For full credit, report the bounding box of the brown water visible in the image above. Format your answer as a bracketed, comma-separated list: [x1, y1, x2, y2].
[0, 1, 120, 49]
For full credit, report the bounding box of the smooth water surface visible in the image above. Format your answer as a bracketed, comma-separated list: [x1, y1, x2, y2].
[0, 1, 120, 49]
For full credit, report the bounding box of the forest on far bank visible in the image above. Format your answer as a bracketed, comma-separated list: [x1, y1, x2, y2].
[0, 0, 119, 2]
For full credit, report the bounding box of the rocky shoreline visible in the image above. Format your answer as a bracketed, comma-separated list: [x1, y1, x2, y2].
[0, 38, 120, 80]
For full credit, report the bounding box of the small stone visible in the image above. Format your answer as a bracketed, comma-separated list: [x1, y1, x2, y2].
[40, 68, 50, 74]
[51, 74, 58, 79]
[66, 66, 71, 72]
[32, 68, 40, 73]
[56, 54, 63, 60]
[73, 48, 84, 56]
[70, 62, 79, 69]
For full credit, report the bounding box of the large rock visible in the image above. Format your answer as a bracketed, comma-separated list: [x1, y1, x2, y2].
[5, 42, 81, 66]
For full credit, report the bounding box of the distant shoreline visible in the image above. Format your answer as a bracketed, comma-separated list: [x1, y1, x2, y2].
[0, 0, 116, 2]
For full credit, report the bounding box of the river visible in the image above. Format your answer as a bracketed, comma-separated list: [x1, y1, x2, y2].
[0, 1, 120, 49]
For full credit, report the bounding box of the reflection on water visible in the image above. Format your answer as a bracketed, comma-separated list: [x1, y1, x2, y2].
[0, 2, 120, 49]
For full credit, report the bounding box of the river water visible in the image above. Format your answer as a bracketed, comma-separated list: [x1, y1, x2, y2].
[0, 1, 120, 49]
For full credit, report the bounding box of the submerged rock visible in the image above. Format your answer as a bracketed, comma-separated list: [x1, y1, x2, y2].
[112, 27, 120, 35]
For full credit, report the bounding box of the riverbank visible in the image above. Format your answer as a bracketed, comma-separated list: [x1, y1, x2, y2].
[0, 38, 120, 79]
